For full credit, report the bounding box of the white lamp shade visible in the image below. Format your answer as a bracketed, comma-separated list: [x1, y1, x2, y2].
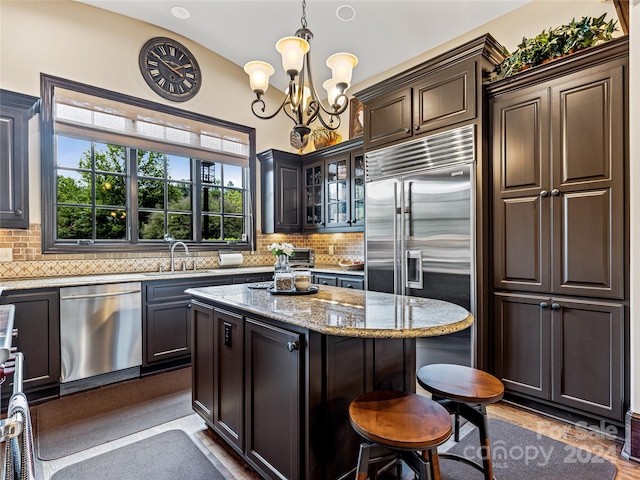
[322, 79, 348, 107]
[326, 52, 358, 85]
[276, 36, 310, 74]
[244, 61, 275, 93]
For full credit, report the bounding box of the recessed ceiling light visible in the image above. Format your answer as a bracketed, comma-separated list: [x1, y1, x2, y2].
[336, 5, 356, 22]
[170, 6, 190, 20]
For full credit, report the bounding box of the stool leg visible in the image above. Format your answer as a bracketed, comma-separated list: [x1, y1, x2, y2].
[423, 448, 442, 480]
[477, 405, 493, 480]
[356, 442, 373, 480]
[454, 403, 461, 442]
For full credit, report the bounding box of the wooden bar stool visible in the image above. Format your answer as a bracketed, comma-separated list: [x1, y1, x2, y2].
[416, 364, 504, 480]
[349, 390, 453, 480]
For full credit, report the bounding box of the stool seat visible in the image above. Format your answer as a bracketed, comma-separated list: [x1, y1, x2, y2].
[417, 364, 504, 480]
[348, 390, 453, 480]
[417, 363, 504, 404]
[349, 390, 452, 450]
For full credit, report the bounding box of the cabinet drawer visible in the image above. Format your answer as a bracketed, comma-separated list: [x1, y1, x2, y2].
[338, 277, 364, 290]
[146, 277, 231, 302]
[232, 274, 268, 284]
[313, 274, 338, 286]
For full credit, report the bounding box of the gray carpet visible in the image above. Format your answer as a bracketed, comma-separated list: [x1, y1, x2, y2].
[440, 418, 617, 480]
[50, 429, 227, 480]
[34, 368, 193, 461]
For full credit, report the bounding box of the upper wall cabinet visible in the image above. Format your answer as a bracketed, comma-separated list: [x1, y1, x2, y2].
[0, 90, 39, 229]
[356, 35, 504, 151]
[258, 137, 363, 234]
[258, 149, 302, 234]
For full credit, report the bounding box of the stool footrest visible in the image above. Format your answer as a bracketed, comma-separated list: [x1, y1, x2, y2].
[439, 453, 497, 480]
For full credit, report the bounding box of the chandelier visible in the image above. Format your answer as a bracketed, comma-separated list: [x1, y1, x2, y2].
[244, 0, 358, 149]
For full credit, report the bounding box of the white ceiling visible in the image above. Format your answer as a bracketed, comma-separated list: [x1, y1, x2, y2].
[78, 0, 533, 92]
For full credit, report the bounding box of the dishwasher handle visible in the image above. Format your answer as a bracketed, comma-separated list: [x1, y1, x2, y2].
[60, 289, 141, 301]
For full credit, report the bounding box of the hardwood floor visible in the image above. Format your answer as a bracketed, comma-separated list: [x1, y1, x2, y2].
[36, 400, 639, 480]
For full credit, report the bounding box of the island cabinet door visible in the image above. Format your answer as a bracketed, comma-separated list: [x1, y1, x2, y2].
[212, 308, 244, 451]
[191, 301, 214, 424]
[245, 318, 302, 480]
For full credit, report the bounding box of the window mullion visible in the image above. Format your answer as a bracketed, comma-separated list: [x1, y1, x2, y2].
[129, 148, 139, 244]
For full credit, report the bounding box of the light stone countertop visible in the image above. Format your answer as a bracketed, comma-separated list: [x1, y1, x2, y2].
[0, 264, 362, 292]
[187, 283, 473, 339]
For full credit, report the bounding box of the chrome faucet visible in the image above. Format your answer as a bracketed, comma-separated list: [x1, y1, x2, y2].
[170, 241, 189, 271]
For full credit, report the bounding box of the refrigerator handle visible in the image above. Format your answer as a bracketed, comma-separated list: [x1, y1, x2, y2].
[393, 181, 399, 294]
[406, 250, 423, 289]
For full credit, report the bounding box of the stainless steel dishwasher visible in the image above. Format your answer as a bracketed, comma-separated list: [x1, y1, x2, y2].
[60, 282, 142, 392]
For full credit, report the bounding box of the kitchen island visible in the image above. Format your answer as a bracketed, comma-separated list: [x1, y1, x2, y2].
[187, 283, 472, 480]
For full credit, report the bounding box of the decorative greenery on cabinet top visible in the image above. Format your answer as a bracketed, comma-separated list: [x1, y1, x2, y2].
[494, 13, 618, 79]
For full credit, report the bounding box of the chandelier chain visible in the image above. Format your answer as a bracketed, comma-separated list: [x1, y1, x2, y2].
[301, 0, 307, 28]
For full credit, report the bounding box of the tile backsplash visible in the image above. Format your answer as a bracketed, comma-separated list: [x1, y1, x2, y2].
[0, 224, 364, 279]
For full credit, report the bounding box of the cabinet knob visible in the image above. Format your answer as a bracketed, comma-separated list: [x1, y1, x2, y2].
[13, 210, 22, 216]
[551, 189, 560, 196]
[287, 341, 299, 352]
[414, 125, 420, 131]
[404, 128, 411, 133]
[321, 281, 328, 285]
[540, 190, 549, 197]
[187, 303, 192, 309]
[551, 303, 561, 310]
[345, 284, 353, 288]
[540, 302, 548, 309]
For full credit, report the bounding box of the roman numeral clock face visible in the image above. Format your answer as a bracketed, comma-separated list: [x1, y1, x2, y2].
[139, 37, 201, 102]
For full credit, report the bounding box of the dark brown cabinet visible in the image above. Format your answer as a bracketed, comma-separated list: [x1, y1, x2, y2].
[303, 139, 364, 233]
[494, 292, 624, 420]
[258, 149, 302, 234]
[363, 60, 477, 150]
[143, 276, 232, 368]
[489, 37, 629, 422]
[0, 289, 60, 400]
[492, 62, 625, 299]
[213, 308, 244, 451]
[312, 272, 364, 290]
[258, 138, 364, 234]
[190, 301, 303, 480]
[303, 160, 325, 230]
[0, 90, 39, 229]
[191, 300, 214, 423]
[245, 318, 302, 480]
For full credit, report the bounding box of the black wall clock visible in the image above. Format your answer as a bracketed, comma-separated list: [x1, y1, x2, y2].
[139, 37, 201, 102]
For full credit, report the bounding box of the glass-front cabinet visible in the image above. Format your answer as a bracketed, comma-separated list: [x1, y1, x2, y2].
[351, 153, 365, 227]
[302, 140, 364, 233]
[304, 161, 324, 230]
[325, 153, 350, 228]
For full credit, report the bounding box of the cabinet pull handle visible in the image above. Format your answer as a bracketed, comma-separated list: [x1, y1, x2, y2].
[540, 190, 549, 197]
[551, 189, 560, 196]
[551, 303, 561, 310]
[287, 341, 299, 352]
[540, 302, 548, 309]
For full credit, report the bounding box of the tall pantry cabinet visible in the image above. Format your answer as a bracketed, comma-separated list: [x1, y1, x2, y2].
[489, 37, 629, 422]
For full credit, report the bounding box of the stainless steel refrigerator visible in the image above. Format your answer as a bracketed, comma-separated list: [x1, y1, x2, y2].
[365, 124, 476, 367]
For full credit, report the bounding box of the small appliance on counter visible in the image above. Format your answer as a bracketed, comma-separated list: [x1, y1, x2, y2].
[218, 250, 244, 267]
[290, 247, 315, 267]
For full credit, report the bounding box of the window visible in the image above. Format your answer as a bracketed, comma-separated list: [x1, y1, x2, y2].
[41, 75, 256, 253]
